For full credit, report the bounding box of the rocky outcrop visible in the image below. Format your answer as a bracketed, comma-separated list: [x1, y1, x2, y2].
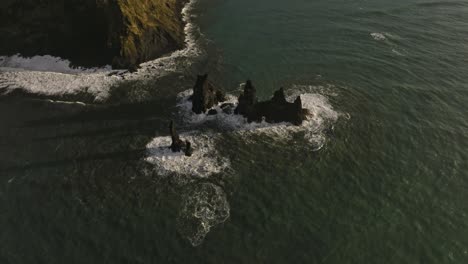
[0, 0, 187, 69]
[234, 80, 258, 116]
[235, 81, 308, 125]
[191, 74, 226, 114]
[188, 77, 307, 125]
[169, 121, 193, 157]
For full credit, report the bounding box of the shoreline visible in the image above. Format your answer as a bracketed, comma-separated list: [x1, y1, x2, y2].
[0, 0, 202, 102]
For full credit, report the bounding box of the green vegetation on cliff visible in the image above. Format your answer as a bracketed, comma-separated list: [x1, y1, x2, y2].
[0, 0, 187, 68]
[116, 0, 186, 68]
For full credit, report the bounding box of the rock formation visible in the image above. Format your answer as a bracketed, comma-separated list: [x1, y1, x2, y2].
[188, 76, 307, 125]
[191, 74, 226, 114]
[235, 81, 307, 125]
[0, 0, 187, 69]
[184, 140, 193, 157]
[169, 121, 193, 157]
[234, 80, 258, 116]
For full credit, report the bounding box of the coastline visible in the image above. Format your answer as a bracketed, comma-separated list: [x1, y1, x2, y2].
[0, 0, 202, 102]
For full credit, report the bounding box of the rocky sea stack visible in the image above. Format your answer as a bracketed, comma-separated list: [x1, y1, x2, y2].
[169, 121, 193, 157]
[191, 74, 227, 114]
[235, 81, 308, 125]
[188, 76, 308, 126]
[0, 0, 188, 69]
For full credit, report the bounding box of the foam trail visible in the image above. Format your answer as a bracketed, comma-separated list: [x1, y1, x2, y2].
[0, 0, 201, 101]
[177, 183, 230, 247]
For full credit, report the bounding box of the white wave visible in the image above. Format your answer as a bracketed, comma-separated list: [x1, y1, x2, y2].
[0, 54, 112, 73]
[0, 70, 123, 100]
[0, 0, 202, 101]
[178, 183, 230, 247]
[145, 132, 230, 178]
[371, 32, 386, 41]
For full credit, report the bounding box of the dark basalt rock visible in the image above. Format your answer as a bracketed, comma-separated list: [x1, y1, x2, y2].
[235, 81, 307, 126]
[207, 109, 218, 116]
[220, 103, 235, 114]
[128, 64, 141, 73]
[184, 140, 193, 157]
[169, 120, 184, 152]
[169, 120, 193, 156]
[234, 80, 257, 116]
[191, 74, 226, 114]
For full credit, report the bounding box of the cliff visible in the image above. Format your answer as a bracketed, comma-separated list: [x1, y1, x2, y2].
[0, 0, 187, 69]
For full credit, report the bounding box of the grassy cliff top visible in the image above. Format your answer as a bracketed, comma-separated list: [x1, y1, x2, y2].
[117, 0, 186, 66]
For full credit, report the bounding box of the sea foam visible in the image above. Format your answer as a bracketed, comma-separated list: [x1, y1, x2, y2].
[0, 54, 112, 73]
[371, 32, 387, 41]
[145, 132, 230, 178]
[177, 183, 230, 246]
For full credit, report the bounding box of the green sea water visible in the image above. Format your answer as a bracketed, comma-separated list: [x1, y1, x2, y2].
[1, 0, 468, 263]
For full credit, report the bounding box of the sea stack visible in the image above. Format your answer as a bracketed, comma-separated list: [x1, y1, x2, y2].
[235, 81, 307, 125]
[191, 74, 226, 114]
[234, 80, 258, 117]
[169, 121, 193, 157]
[0, 0, 188, 69]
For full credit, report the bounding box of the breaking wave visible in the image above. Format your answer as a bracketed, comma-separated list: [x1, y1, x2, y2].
[145, 132, 230, 178]
[0, 0, 202, 101]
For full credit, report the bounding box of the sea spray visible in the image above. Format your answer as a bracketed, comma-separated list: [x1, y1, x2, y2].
[145, 132, 231, 178]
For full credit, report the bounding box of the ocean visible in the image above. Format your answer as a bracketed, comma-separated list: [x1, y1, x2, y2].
[1, 0, 468, 263]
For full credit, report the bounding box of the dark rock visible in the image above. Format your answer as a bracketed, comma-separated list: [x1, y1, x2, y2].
[272, 87, 288, 104]
[184, 140, 193, 157]
[235, 81, 307, 126]
[191, 74, 226, 114]
[207, 109, 218, 115]
[220, 103, 235, 114]
[234, 80, 257, 116]
[169, 120, 185, 153]
[128, 64, 140, 73]
[169, 121, 195, 156]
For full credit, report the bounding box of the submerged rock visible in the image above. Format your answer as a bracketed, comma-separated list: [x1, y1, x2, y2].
[169, 120, 193, 156]
[191, 74, 226, 114]
[0, 0, 188, 69]
[235, 81, 307, 126]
